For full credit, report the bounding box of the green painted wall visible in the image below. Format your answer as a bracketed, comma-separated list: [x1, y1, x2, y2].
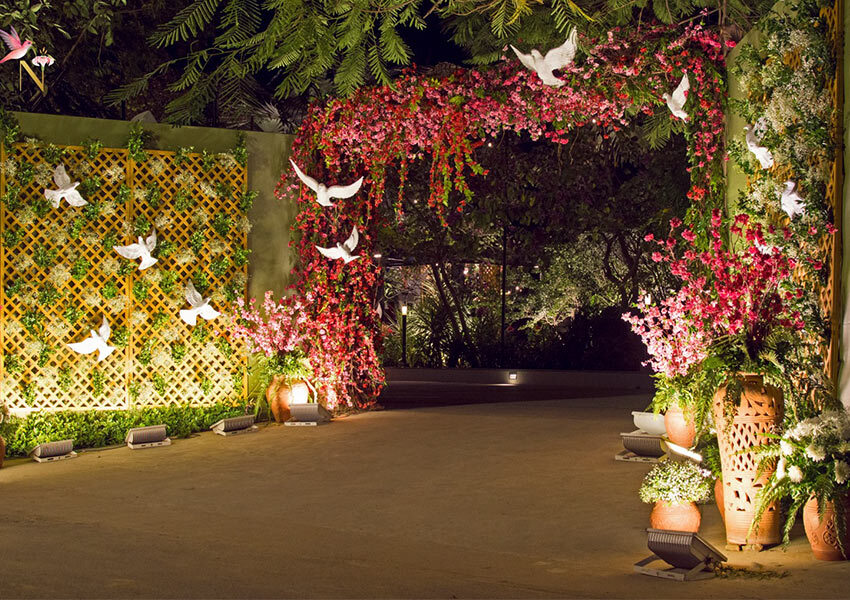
[10, 111, 297, 301]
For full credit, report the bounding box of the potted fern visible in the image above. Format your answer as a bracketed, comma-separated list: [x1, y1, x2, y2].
[639, 460, 713, 532]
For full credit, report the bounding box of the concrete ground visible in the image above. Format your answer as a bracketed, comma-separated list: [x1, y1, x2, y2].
[1, 394, 849, 598]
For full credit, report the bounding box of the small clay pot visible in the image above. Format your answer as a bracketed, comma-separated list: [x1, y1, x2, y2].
[650, 500, 701, 532]
[803, 494, 850, 561]
[714, 477, 725, 524]
[664, 404, 696, 448]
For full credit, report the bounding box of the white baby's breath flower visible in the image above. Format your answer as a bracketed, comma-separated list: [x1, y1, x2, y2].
[788, 465, 804, 483]
[152, 346, 171, 368]
[5, 321, 24, 337]
[46, 321, 70, 339]
[13, 254, 34, 272]
[142, 267, 159, 284]
[835, 461, 850, 485]
[217, 153, 238, 170]
[50, 228, 69, 247]
[104, 165, 123, 184]
[82, 290, 100, 307]
[154, 213, 173, 229]
[82, 231, 100, 246]
[209, 239, 227, 255]
[101, 201, 118, 218]
[232, 272, 247, 289]
[35, 162, 53, 187]
[175, 248, 194, 266]
[48, 263, 72, 288]
[166, 295, 183, 310]
[23, 339, 43, 356]
[131, 311, 148, 327]
[780, 439, 795, 456]
[106, 296, 128, 314]
[235, 214, 252, 234]
[101, 256, 119, 277]
[17, 205, 36, 226]
[132, 188, 145, 203]
[192, 209, 209, 227]
[174, 171, 195, 187]
[161, 328, 179, 343]
[198, 181, 215, 198]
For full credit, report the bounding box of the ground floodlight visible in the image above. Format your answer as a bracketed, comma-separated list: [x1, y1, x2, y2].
[617, 430, 665, 462]
[634, 529, 727, 581]
[29, 439, 77, 463]
[508, 371, 518, 382]
[285, 403, 332, 427]
[125, 424, 171, 449]
[661, 439, 703, 463]
[210, 415, 257, 436]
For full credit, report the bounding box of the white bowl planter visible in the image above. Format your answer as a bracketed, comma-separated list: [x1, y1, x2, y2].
[632, 411, 666, 435]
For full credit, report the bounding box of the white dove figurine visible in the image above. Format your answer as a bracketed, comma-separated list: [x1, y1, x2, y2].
[316, 226, 360, 263]
[44, 164, 87, 208]
[663, 72, 690, 121]
[744, 124, 774, 169]
[179, 281, 221, 326]
[290, 159, 364, 207]
[67, 316, 116, 362]
[510, 28, 578, 87]
[779, 181, 806, 219]
[114, 230, 158, 270]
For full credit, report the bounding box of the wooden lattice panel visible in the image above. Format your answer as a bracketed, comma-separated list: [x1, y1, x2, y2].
[0, 143, 247, 412]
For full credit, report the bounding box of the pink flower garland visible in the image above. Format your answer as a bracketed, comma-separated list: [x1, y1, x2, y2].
[275, 22, 729, 408]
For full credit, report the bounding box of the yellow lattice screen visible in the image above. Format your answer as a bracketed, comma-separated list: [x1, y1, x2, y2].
[0, 142, 247, 412]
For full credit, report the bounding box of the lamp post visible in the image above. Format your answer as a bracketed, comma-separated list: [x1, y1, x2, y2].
[401, 304, 408, 367]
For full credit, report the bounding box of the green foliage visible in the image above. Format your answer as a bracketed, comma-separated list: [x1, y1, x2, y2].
[127, 123, 150, 162]
[132, 279, 151, 301]
[210, 256, 231, 277]
[91, 369, 106, 397]
[63, 304, 83, 325]
[80, 177, 103, 198]
[5, 278, 24, 298]
[156, 239, 175, 258]
[639, 460, 713, 504]
[2, 185, 22, 212]
[238, 189, 257, 212]
[189, 229, 206, 254]
[174, 146, 195, 166]
[111, 325, 130, 348]
[159, 270, 177, 294]
[171, 342, 187, 362]
[101, 232, 118, 251]
[191, 321, 211, 343]
[3, 227, 23, 249]
[83, 138, 104, 160]
[68, 216, 85, 239]
[151, 311, 169, 330]
[137, 340, 154, 366]
[152, 373, 167, 396]
[145, 185, 162, 209]
[21, 310, 43, 335]
[33, 245, 57, 269]
[233, 247, 251, 267]
[174, 188, 194, 212]
[133, 215, 151, 236]
[193, 268, 210, 292]
[232, 132, 248, 167]
[42, 144, 66, 164]
[17, 161, 34, 185]
[4, 353, 23, 374]
[36, 345, 53, 368]
[57, 367, 73, 392]
[37, 283, 62, 306]
[0, 400, 250, 456]
[116, 184, 131, 204]
[212, 212, 231, 236]
[71, 258, 92, 280]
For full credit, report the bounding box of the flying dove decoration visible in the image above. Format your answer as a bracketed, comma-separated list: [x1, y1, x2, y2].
[663, 72, 690, 121]
[744, 124, 774, 169]
[779, 181, 806, 220]
[290, 159, 364, 207]
[316, 226, 360, 263]
[44, 164, 87, 208]
[510, 28, 578, 87]
[114, 230, 158, 271]
[67, 316, 116, 362]
[179, 281, 221, 326]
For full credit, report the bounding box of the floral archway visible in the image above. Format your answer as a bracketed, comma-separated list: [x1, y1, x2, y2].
[271, 22, 729, 409]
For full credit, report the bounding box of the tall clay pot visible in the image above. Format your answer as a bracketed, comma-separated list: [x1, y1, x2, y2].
[714, 478, 725, 524]
[803, 494, 850, 561]
[650, 501, 701, 532]
[664, 404, 696, 448]
[713, 374, 783, 547]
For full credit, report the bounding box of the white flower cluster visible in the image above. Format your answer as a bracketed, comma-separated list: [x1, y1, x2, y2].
[48, 263, 72, 288]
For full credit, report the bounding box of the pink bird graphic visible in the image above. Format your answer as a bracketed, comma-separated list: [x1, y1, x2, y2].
[0, 26, 33, 64]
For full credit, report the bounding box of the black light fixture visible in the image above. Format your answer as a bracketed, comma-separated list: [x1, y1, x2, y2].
[401, 304, 408, 367]
[634, 529, 727, 581]
[29, 439, 77, 462]
[285, 403, 332, 426]
[617, 430, 665, 462]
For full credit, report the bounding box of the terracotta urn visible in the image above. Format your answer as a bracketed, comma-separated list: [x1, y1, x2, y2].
[714, 477, 725, 524]
[266, 377, 309, 423]
[650, 501, 701, 532]
[803, 494, 850, 561]
[664, 404, 696, 448]
[713, 374, 783, 546]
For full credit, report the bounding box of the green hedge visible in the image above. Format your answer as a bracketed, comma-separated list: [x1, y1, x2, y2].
[0, 401, 251, 457]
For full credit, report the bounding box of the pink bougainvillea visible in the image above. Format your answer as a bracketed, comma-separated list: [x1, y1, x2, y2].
[274, 22, 729, 409]
[624, 211, 806, 377]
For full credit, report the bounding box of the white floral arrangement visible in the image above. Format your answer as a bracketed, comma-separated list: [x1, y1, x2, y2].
[754, 409, 850, 544]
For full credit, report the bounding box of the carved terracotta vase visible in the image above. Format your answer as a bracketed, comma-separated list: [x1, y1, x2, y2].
[650, 501, 701, 532]
[664, 404, 696, 448]
[266, 377, 309, 423]
[803, 494, 850, 561]
[713, 374, 783, 546]
[715, 477, 725, 524]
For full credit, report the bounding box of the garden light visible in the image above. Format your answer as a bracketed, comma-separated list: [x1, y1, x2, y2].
[285, 403, 332, 426]
[29, 439, 76, 463]
[210, 415, 257, 436]
[289, 381, 310, 405]
[401, 305, 408, 315]
[662, 440, 703, 463]
[125, 425, 171, 449]
[634, 529, 726, 581]
[508, 371, 518, 382]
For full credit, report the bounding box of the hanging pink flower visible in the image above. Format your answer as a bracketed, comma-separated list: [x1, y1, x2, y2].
[31, 54, 55, 68]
